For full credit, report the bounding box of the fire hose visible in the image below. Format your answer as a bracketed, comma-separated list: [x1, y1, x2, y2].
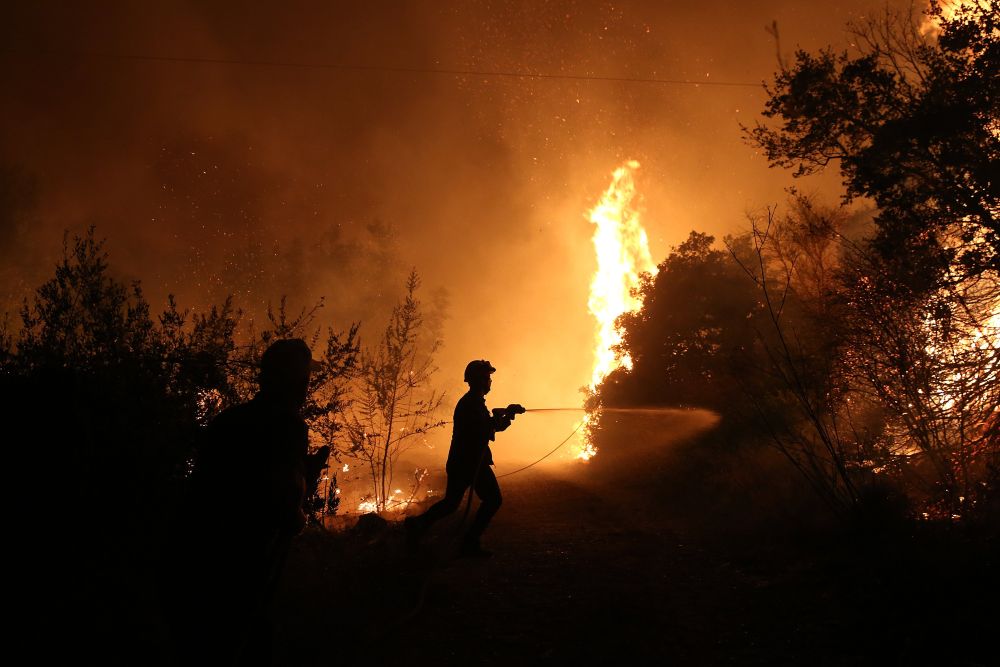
[497, 410, 586, 479]
[439, 406, 588, 479]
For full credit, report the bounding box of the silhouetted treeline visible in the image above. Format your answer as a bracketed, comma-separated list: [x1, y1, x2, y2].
[591, 4, 998, 523]
[5, 228, 360, 519]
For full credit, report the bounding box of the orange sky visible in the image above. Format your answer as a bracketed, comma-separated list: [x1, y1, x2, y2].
[1, 1, 917, 462]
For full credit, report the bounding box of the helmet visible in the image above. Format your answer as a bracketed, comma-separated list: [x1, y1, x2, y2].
[463, 359, 496, 383]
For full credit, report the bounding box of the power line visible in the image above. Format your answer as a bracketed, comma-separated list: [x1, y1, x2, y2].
[2, 49, 763, 89]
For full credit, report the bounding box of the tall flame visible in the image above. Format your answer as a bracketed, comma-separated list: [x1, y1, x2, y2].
[587, 160, 658, 389]
[577, 160, 658, 461]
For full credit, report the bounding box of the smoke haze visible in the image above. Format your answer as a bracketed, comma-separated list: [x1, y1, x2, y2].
[1, 0, 908, 460]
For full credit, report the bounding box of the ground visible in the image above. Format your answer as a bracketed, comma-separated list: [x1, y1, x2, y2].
[271, 411, 997, 666]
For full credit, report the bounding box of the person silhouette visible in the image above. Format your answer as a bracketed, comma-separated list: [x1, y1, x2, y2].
[405, 359, 523, 557]
[167, 338, 327, 665]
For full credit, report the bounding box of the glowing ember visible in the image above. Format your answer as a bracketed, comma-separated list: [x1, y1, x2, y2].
[195, 388, 222, 425]
[355, 490, 413, 514]
[924, 277, 1000, 413]
[579, 160, 658, 460]
[357, 498, 379, 514]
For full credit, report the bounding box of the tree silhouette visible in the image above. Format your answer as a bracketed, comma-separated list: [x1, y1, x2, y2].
[747, 2, 998, 285]
[342, 270, 446, 514]
[746, 4, 999, 515]
[594, 230, 759, 413]
[5, 227, 360, 525]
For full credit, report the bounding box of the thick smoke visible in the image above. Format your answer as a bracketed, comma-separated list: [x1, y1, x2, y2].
[1, 0, 889, 462]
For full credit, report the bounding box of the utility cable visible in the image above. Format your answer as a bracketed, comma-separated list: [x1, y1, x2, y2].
[1, 48, 762, 89]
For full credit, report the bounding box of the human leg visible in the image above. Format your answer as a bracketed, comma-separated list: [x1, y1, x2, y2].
[405, 473, 469, 545]
[417, 474, 468, 525]
[465, 466, 502, 544]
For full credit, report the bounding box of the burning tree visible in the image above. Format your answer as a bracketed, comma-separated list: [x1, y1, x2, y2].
[841, 242, 1000, 515]
[726, 202, 882, 515]
[745, 2, 999, 515]
[581, 160, 658, 460]
[342, 270, 446, 514]
[729, 199, 999, 517]
[599, 229, 759, 413]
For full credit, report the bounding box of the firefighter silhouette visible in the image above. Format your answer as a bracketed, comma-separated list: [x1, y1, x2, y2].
[405, 359, 523, 557]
